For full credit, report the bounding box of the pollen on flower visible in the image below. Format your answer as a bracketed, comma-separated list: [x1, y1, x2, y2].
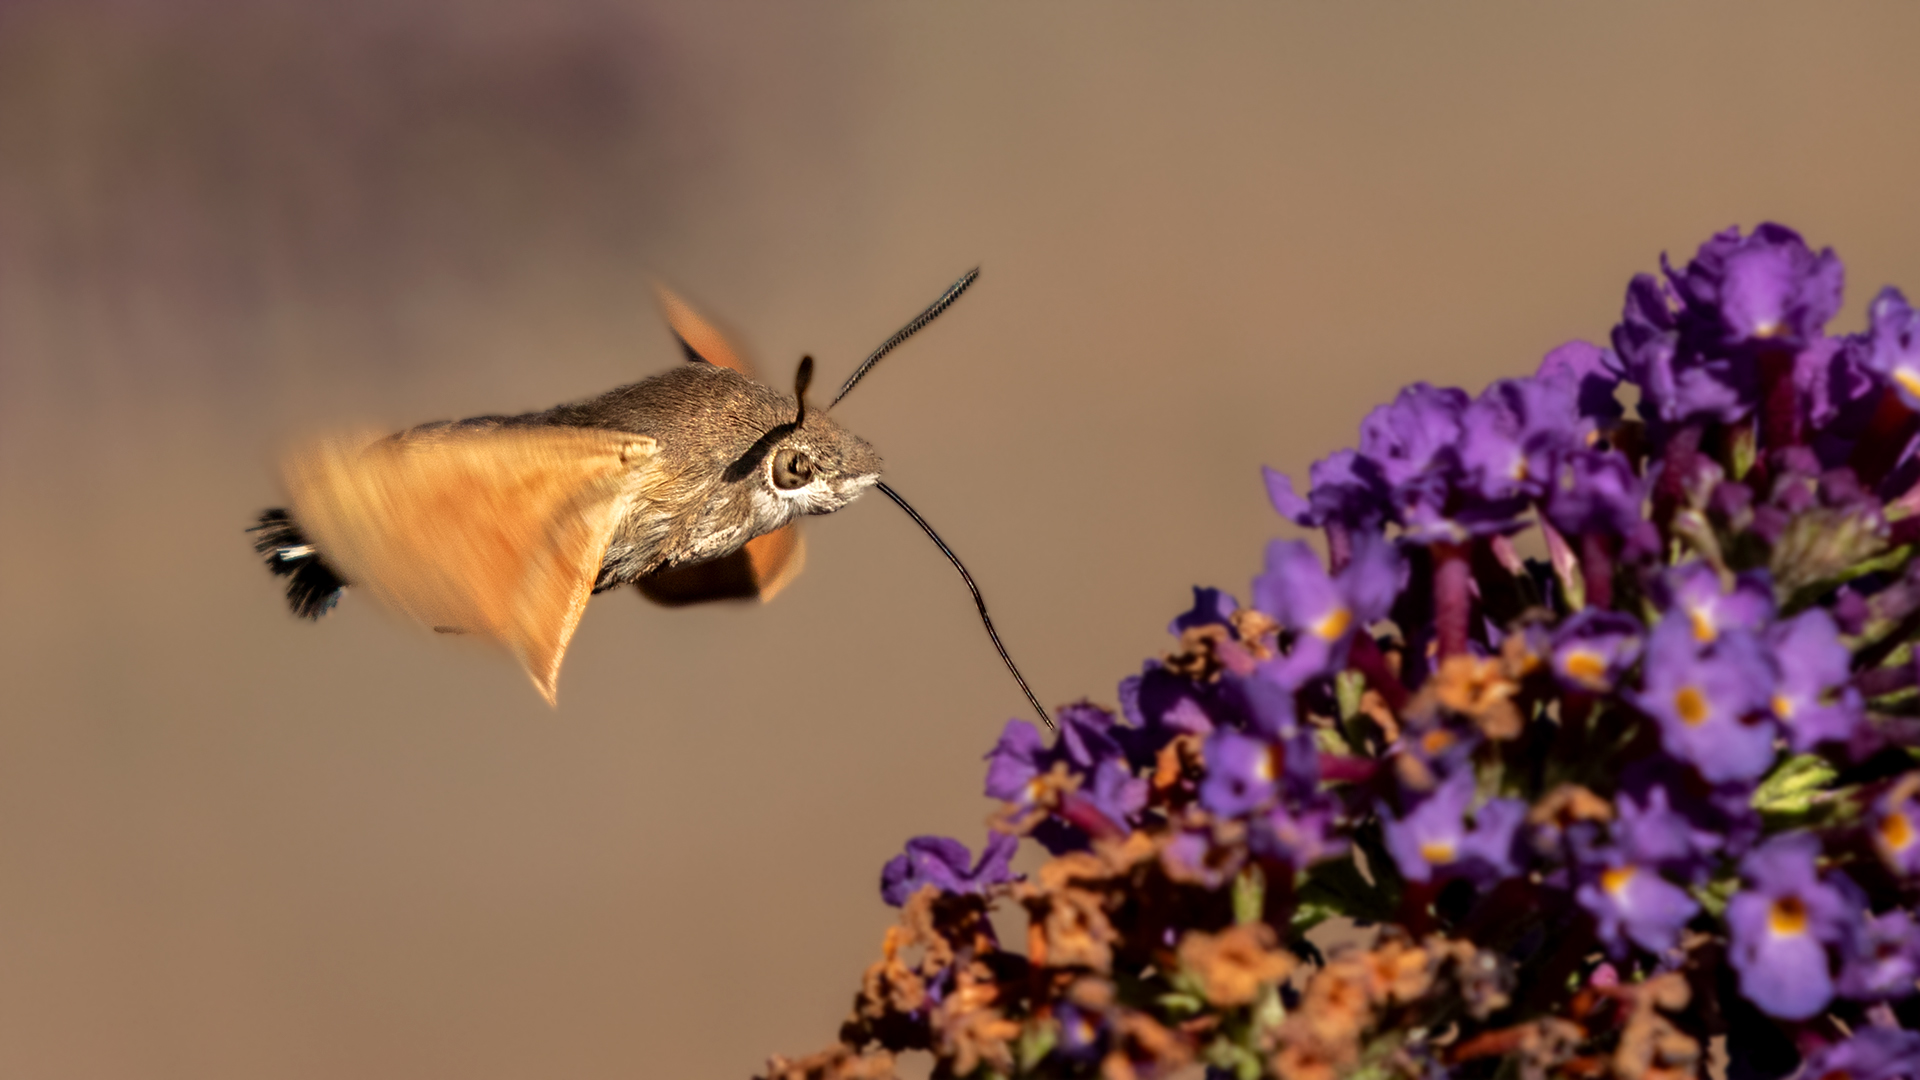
[1420, 840, 1457, 865]
[1562, 648, 1608, 687]
[1674, 685, 1709, 725]
[1881, 808, 1915, 853]
[1769, 896, 1809, 936]
[1314, 605, 1353, 641]
[1688, 609, 1716, 643]
[1602, 865, 1638, 895]
[1253, 743, 1282, 783]
[1771, 693, 1795, 720]
[1895, 366, 1920, 399]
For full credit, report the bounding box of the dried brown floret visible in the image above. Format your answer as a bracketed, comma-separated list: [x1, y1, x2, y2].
[1416, 654, 1526, 740]
[1150, 733, 1207, 798]
[758, 1045, 899, 1080]
[1176, 923, 1297, 1008]
[931, 959, 1020, 1076]
[1032, 886, 1118, 972]
[988, 761, 1081, 836]
[1448, 1017, 1587, 1080]
[1528, 783, 1616, 828]
[1232, 608, 1282, 659]
[1609, 973, 1700, 1080]
[1101, 1008, 1193, 1080]
[1165, 623, 1233, 681]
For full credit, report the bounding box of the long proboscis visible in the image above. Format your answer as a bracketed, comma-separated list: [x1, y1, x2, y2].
[875, 481, 1053, 730]
[830, 268, 980, 409]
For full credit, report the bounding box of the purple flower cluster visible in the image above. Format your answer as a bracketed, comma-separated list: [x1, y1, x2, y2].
[766, 226, 1920, 1080]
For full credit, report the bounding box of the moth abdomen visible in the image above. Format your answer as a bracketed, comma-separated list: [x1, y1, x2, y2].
[249, 507, 347, 619]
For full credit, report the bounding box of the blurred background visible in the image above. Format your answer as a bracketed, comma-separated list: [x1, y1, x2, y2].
[3, 2, 1919, 1076]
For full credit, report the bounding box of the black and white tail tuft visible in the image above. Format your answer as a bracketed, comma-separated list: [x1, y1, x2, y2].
[249, 508, 346, 619]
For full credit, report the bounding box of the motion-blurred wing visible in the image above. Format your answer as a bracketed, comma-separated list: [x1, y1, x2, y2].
[645, 283, 806, 604]
[283, 426, 658, 704]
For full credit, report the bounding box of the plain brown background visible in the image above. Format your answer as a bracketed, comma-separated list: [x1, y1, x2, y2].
[3, 2, 1919, 1077]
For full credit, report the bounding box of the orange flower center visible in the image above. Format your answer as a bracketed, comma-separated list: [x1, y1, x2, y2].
[1313, 606, 1353, 642]
[1772, 693, 1795, 720]
[1895, 367, 1920, 400]
[1419, 841, 1457, 865]
[1674, 686, 1710, 726]
[1601, 865, 1637, 895]
[1563, 648, 1608, 686]
[1769, 895, 1809, 936]
[1881, 809, 1915, 853]
[1688, 609, 1717, 643]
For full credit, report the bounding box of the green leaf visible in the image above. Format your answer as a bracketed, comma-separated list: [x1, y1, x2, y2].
[1251, 981, 1286, 1036]
[1203, 1037, 1265, 1080]
[1233, 864, 1266, 926]
[1693, 874, 1739, 919]
[1729, 422, 1758, 482]
[1295, 849, 1396, 925]
[1753, 754, 1838, 815]
[1155, 990, 1206, 1019]
[1336, 669, 1367, 722]
[1015, 1021, 1057, 1073]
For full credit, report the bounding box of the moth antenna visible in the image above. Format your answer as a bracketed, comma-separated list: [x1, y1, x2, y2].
[793, 355, 814, 427]
[830, 268, 980, 409]
[874, 481, 1053, 730]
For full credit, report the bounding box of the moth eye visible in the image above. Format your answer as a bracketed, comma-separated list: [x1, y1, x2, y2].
[772, 448, 814, 491]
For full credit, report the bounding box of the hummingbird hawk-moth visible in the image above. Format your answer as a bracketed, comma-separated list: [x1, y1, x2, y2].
[250, 270, 1051, 725]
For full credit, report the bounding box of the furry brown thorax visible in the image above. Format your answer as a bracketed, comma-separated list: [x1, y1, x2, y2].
[402, 363, 883, 590]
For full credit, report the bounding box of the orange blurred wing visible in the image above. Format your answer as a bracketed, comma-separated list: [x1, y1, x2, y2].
[283, 426, 658, 704]
[646, 283, 806, 604]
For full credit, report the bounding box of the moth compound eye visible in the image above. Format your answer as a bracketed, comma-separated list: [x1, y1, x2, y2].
[772, 448, 814, 491]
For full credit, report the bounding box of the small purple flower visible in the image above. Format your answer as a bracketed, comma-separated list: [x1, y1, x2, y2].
[1356, 382, 1469, 490]
[1198, 731, 1285, 818]
[1224, 669, 1304, 739]
[1612, 782, 1722, 883]
[1052, 1001, 1107, 1064]
[1766, 609, 1864, 752]
[1655, 561, 1776, 645]
[1251, 801, 1347, 868]
[1534, 339, 1625, 427]
[1459, 376, 1573, 504]
[880, 831, 1018, 907]
[1575, 857, 1700, 957]
[1118, 663, 1218, 739]
[1668, 223, 1843, 349]
[1168, 586, 1238, 636]
[1550, 609, 1645, 693]
[1056, 702, 1126, 772]
[1543, 448, 1653, 547]
[1381, 772, 1525, 885]
[1796, 334, 1875, 438]
[1851, 287, 1920, 410]
[1870, 784, 1920, 877]
[1262, 450, 1390, 533]
[1631, 617, 1777, 785]
[1618, 283, 1757, 425]
[984, 719, 1048, 803]
[1059, 758, 1148, 838]
[1794, 1026, 1920, 1080]
[1836, 907, 1920, 1001]
[1726, 833, 1851, 1020]
[1250, 532, 1401, 685]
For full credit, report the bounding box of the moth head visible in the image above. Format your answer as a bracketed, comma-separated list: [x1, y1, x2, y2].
[761, 355, 882, 514]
